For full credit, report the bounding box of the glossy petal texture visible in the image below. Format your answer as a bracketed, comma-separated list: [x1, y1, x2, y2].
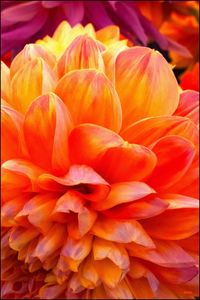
[1, 20, 199, 300]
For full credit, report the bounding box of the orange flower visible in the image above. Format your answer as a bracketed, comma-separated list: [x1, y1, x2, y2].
[1, 21, 199, 299]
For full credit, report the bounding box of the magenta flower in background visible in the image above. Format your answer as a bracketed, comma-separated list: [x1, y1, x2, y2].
[1, 0, 191, 57]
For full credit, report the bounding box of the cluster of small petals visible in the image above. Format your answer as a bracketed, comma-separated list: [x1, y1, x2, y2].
[1, 21, 199, 299]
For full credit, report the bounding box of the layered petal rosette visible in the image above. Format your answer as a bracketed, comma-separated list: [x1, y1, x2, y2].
[1, 22, 199, 299]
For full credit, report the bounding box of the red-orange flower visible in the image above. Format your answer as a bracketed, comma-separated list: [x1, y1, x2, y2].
[1, 21, 199, 299]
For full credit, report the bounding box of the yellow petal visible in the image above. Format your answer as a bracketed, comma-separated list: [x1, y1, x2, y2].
[115, 47, 179, 128]
[55, 69, 122, 132]
[56, 34, 105, 78]
[10, 58, 57, 113]
[10, 44, 56, 78]
[1, 61, 11, 103]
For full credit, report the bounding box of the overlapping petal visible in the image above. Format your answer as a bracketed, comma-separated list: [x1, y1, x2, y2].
[55, 69, 122, 132]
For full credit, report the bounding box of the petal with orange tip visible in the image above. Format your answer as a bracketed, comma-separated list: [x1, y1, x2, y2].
[24, 93, 72, 175]
[1, 159, 43, 202]
[56, 35, 105, 78]
[1, 105, 28, 164]
[115, 47, 179, 128]
[9, 226, 39, 252]
[92, 216, 155, 247]
[1, 61, 10, 102]
[52, 191, 97, 236]
[55, 69, 122, 132]
[33, 224, 66, 262]
[141, 194, 199, 240]
[10, 58, 57, 113]
[38, 165, 110, 202]
[147, 135, 196, 190]
[10, 44, 56, 78]
[92, 181, 155, 211]
[174, 90, 199, 126]
[94, 259, 123, 288]
[121, 115, 198, 148]
[61, 235, 93, 272]
[78, 255, 100, 289]
[93, 238, 130, 270]
[69, 124, 123, 167]
[95, 143, 157, 183]
[103, 41, 128, 83]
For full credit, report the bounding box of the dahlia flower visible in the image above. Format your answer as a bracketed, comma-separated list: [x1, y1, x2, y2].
[1, 0, 191, 58]
[1, 21, 199, 299]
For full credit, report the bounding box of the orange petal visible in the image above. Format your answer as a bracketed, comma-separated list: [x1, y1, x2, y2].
[103, 41, 128, 84]
[174, 90, 199, 126]
[104, 196, 168, 220]
[10, 44, 56, 78]
[128, 277, 155, 299]
[95, 143, 157, 183]
[69, 123, 123, 167]
[96, 25, 120, 44]
[145, 262, 198, 285]
[78, 254, 100, 289]
[61, 235, 93, 272]
[92, 216, 155, 247]
[39, 282, 68, 300]
[93, 238, 129, 269]
[33, 224, 66, 262]
[168, 160, 199, 198]
[55, 69, 122, 132]
[10, 58, 57, 113]
[94, 258, 123, 288]
[38, 165, 110, 202]
[177, 233, 199, 254]
[78, 208, 97, 236]
[1, 61, 10, 103]
[147, 136, 196, 190]
[1, 159, 43, 202]
[115, 47, 179, 128]
[121, 115, 198, 148]
[16, 193, 57, 234]
[92, 181, 155, 211]
[56, 34, 105, 78]
[127, 239, 195, 268]
[24, 93, 72, 175]
[104, 279, 133, 299]
[52, 191, 97, 236]
[1, 105, 28, 164]
[141, 195, 199, 240]
[9, 227, 39, 251]
[1, 194, 30, 227]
